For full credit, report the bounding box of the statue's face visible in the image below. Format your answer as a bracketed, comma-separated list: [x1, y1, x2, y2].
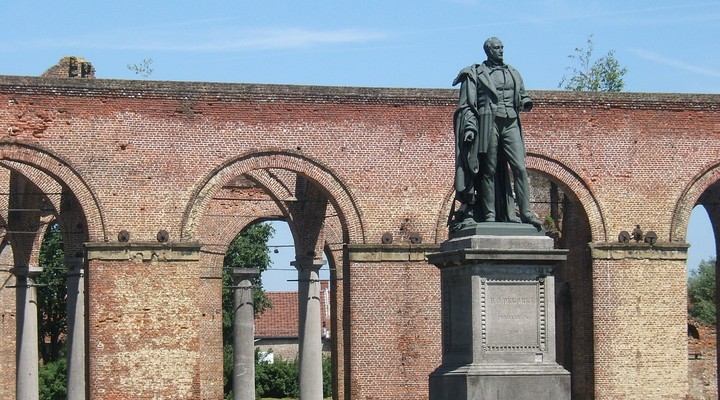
[486, 40, 504, 64]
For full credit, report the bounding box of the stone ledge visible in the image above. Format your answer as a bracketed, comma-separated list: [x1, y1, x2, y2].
[589, 242, 690, 260]
[347, 244, 440, 262]
[85, 241, 202, 262]
[428, 248, 568, 267]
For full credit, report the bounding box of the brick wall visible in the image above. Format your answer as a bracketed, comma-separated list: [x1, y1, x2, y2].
[347, 259, 441, 400]
[591, 256, 688, 399]
[85, 252, 203, 399]
[0, 76, 718, 398]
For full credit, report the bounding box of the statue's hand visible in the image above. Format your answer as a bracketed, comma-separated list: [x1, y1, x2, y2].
[464, 131, 475, 142]
[522, 100, 533, 112]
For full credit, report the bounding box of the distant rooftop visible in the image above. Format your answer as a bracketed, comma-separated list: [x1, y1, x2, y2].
[254, 281, 331, 339]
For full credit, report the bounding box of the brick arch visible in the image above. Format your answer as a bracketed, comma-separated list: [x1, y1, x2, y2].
[434, 153, 607, 242]
[0, 142, 105, 241]
[182, 150, 365, 244]
[526, 153, 607, 242]
[670, 161, 720, 242]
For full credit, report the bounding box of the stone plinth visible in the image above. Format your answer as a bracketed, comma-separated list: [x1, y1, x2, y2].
[428, 223, 570, 400]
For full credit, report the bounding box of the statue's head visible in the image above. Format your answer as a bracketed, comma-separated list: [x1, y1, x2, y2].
[483, 37, 504, 64]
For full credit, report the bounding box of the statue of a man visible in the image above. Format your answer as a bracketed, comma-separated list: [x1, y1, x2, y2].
[451, 37, 542, 230]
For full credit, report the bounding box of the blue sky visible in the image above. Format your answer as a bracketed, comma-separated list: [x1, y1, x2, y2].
[0, 0, 717, 289]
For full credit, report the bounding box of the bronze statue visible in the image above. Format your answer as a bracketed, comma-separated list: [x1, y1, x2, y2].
[451, 37, 542, 230]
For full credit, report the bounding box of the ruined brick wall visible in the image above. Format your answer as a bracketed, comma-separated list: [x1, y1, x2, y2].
[0, 76, 718, 398]
[41, 56, 95, 79]
[688, 322, 717, 399]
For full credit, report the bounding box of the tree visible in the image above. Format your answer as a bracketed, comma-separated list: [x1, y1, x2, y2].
[688, 257, 716, 325]
[222, 222, 275, 398]
[558, 35, 628, 92]
[36, 222, 67, 364]
[36, 222, 68, 399]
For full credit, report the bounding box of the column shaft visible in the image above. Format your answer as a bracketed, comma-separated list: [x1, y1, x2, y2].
[232, 268, 260, 400]
[14, 267, 42, 400]
[66, 258, 85, 400]
[296, 261, 324, 400]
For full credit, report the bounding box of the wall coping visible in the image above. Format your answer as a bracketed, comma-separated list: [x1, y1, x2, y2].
[589, 242, 690, 260]
[1, 75, 719, 111]
[85, 241, 202, 262]
[347, 243, 440, 262]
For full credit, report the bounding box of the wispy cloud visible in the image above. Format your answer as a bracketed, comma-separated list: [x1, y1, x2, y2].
[510, 1, 720, 27]
[4, 26, 389, 53]
[632, 49, 720, 78]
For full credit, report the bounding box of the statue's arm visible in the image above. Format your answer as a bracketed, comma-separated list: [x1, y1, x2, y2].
[454, 68, 480, 141]
[512, 67, 533, 112]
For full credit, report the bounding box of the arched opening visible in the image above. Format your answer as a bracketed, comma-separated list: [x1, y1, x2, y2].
[528, 169, 595, 400]
[235, 220, 334, 399]
[687, 200, 719, 397]
[0, 161, 93, 399]
[189, 156, 356, 399]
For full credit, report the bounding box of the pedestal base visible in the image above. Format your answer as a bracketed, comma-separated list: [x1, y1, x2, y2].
[429, 364, 570, 400]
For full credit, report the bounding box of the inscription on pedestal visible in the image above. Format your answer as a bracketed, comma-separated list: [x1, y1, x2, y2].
[483, 280, 545, 351]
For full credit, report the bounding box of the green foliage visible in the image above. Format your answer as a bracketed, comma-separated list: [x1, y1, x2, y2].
[688, 257, 716, 325]
[38, 357, 67, 400]
[559, 35, 628, 92]
[255, 352, 299, 399]
[36, 222, 67, 364]
[127, 58, 154, 78]
[322, 354, 333, 398]
[222, 223, 275, 397]
[36, 222, 69, 397]
[253, 350, 333, 399]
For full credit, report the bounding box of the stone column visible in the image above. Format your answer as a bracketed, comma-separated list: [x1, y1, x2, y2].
[427, 224, 570, 400]
[12, 265, 43, 400]
[231, 268, 260, 400]
[65, 257, 85, 400]
[293, 257, 325, 400]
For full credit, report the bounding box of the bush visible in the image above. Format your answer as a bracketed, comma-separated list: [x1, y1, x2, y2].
[322, 354, 333, 398]
[256, 353, 298, 398]
[39, 358, 67, 400]
[253, 350, 333, 398]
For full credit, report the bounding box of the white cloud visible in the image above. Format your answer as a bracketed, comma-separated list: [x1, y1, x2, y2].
[6, 26, 389, 53]
[632, 49, 720, 78]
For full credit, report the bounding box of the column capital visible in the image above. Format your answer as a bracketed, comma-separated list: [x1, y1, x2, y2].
[65, 256, 85, 275]
[291, 257, 325, 271]
[230, 268, 260, 282]
[11, 265, 43, 277]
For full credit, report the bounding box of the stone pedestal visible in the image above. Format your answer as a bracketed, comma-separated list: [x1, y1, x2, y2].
[427, 223, 570, 400]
